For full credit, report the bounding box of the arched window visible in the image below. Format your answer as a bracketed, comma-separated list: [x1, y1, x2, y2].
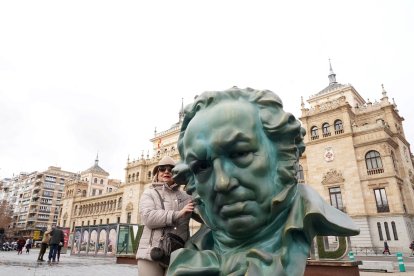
[365, 150, 384, 175]
[100, 179, 103, 185]
[334, 119, 344, 134]
[384, 222, 391, 241]
[132, 173, 135, 182]
[311, 126, 319, 140]
[82, 190, 86, 197]
[377, 222, 384, 241]
[296, 164, 304, 183]
[322, 123, 331, 137]
[148, 171, 152, 179]
[128, 174, 131, 183]
[118, 197, 123, 209]
[391, 221, 398, 240]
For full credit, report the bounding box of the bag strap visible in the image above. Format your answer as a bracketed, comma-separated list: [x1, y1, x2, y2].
[153, 189, 165, 210]
[153, 188, 167, 237]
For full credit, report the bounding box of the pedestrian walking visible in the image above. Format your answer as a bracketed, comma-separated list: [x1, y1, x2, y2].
[38, 227, 52, 261]
[383, 240, 391, 255]
[25, 238, 32, 254]
[57, 242, 63, 262]
[48, 226, 64, 262]
[16, 237, 25, 255]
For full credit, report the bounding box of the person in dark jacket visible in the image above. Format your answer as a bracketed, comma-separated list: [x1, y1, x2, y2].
[48, 226, 64, 262]
[383, 240, 391, 255]
[16, 237, 25, 255]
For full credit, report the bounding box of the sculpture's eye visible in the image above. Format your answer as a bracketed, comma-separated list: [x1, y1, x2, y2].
[190, 160, 211, 175]
[229, 151, 254, 167]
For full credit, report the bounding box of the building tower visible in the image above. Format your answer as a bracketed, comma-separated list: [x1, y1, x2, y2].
[299, 62, 414, 250]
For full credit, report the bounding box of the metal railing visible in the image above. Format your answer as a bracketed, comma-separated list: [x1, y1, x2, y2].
[349, 246, 404, 256]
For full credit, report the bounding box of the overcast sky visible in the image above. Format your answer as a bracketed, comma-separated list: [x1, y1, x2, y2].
[1, 0, 413, 181]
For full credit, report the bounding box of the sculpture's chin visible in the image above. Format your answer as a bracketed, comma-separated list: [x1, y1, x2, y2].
[224, 215, 264, 238]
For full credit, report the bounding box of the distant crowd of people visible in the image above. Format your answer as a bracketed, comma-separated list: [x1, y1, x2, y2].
[0, 226, 65, 263]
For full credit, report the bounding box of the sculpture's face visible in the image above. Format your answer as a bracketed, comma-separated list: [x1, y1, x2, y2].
[182, 100, 279, 238]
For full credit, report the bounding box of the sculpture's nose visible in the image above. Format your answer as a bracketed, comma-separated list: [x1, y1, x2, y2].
[213, 158, 236, 192]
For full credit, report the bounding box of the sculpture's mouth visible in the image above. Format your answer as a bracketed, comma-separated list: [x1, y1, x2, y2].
[218, 201, 254, 218]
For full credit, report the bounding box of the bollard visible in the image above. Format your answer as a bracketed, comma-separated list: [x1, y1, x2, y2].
[348, 251, 355, 261]
[397, 252, 406, 272]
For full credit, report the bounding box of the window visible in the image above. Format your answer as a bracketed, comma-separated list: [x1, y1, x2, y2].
[311, 126, 319, 140]
[322, 123, 331, 137]
[365, 150, 384, 175]
[128, 175, 131, 183]
[118, 197, 123, 209]
[100, 219, 102, 225]
[100, 179, 103, 185]
[93, 220, 96, 225]
[132, 173, 135, 182]
[127, 212, 131, 224]
[148, 171, 152, 179]
[329, 187, 344, 211]
[384, 222, 391, 240]
[296, 164, 304, 183]
[107, 218, 109, 224]
[391, 221, 398, 240]
[334, 119, 344, 134]
[117, 217, 120, 223]
[377, 222, 383, 240]
[81, 221, 84, 226]
[374, 188, 389, 212]
[92, 189, 96, 196]
[391, 152, 399, 175]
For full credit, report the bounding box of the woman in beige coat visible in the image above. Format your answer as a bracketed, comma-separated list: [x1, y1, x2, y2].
[136, 156, 195, 276]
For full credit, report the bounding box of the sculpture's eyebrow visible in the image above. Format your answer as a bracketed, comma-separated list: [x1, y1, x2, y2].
[217, 131, 252, 149]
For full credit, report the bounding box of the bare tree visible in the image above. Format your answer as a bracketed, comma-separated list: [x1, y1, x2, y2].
[0, 200, 13, 240]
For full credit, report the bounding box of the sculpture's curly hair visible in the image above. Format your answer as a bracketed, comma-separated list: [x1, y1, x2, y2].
[176, 87, 306, 195]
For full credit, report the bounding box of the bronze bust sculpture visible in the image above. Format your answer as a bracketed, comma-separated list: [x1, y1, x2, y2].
[169, 87, 359, 275]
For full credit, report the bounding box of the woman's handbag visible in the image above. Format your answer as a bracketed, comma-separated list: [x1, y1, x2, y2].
[150, 189, 185, 266]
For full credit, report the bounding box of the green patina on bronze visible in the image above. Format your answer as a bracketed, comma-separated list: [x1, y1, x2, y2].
[170, 87, 360, 276]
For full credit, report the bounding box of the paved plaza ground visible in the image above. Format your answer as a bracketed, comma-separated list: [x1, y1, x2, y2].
[1, 248, 414, 275]
[0, 249, 136, 276]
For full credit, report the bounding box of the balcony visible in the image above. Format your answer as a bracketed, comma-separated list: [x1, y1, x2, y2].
[335, 129, 344, 135]
[322, 132, 331, 138]
[377, 205, 390, 213]
[367, 168, 384, 175]
[311, 135, 319, 140]
[27, 216, 37, 221]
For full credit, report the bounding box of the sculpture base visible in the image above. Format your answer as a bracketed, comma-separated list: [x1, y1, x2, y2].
[116, 255, 137, 265]
[305, 260, 362, 276]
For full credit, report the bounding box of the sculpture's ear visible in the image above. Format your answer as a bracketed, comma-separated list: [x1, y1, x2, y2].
[172, 162, 192, 185]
